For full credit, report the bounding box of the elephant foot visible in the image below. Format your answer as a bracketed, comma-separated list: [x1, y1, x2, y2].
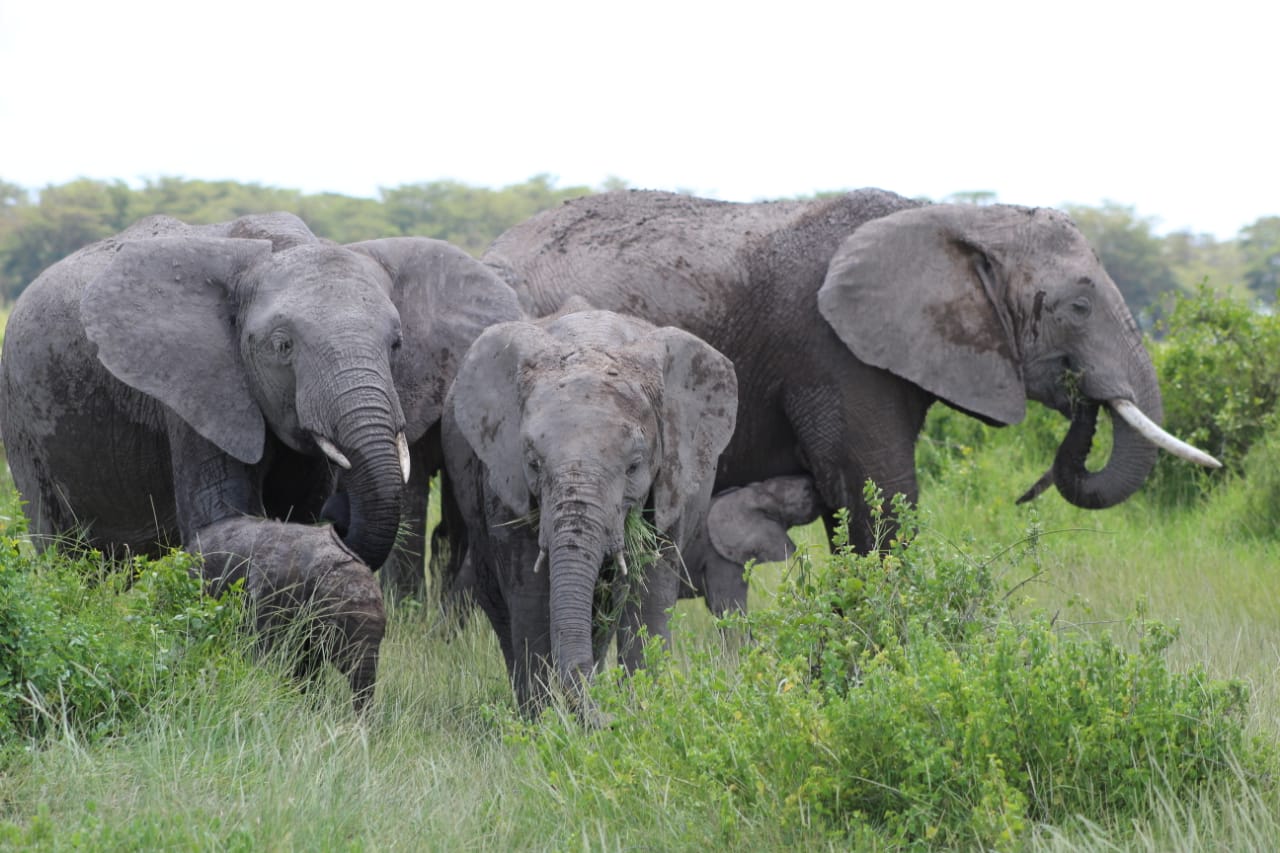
[193, 518, 387, 712]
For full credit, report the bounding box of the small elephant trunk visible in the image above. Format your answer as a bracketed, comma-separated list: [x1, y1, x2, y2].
[544, 479, 619, 708]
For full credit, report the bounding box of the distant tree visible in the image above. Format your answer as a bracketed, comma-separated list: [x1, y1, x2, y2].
[381, 174, 596, 255]
[1239, 216, 1280, 304]
[1162, 230, 1248, 299]
[1064, 201, 1179, 325]
[131, 177, 302, 223]
[0, 180, 132, 300]
[296, 193, 392, 244]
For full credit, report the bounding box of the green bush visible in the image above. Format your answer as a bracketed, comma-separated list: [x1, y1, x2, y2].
[513, 486, 1269, 849]
[0, 533, 245, 745]
[1148, 285, 1280, 504]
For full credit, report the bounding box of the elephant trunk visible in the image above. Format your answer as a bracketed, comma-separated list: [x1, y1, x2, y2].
[1051, 352, 1163, 510]
[544, 475, 619, 706]
[322, 362, 407, 570]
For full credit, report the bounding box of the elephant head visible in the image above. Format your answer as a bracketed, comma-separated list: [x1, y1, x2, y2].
[80, 214, 515, 569]
[688, 475, 822, 615]
[451, 310, 737, 700]
[817, 204, 1219, 510]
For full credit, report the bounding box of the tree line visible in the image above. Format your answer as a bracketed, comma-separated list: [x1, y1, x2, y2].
[1, 176, 1276, 317]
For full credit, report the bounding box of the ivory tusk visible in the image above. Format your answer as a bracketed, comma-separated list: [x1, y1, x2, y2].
[616, 551, 628, 576]
[1108, 399, 1222, 469]
[532, 549, 546, 574]
[396, 432, 412, 484]
[314, 435, 351, 470]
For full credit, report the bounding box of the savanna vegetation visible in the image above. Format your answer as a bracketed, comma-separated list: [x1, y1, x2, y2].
[0, 178, 1279, 849]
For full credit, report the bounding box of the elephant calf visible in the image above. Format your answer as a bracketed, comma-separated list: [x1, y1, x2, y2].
[441, 308, 737, 714]
[680, 475, 822, 616]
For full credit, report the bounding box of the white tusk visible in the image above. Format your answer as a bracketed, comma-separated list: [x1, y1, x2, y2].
[616, 551, 628, 576]
[532, 549, 546, 574]
[397, 432, 411, 484]
[314, 435, 351, 470]
[1109, 399, 1222, 469]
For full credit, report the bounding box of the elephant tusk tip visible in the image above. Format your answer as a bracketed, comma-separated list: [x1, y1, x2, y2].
[1107, 399, 1223, 469]
[532, 549, 546, 574]
[397, 432, 411, 484]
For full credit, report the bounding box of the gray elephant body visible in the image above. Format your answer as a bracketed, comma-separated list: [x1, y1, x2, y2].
[442, 309, 736, 712]
[0, 212, 521, 705]
[485, 189, 1186, 557]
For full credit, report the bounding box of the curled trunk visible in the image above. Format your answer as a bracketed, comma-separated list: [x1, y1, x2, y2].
[1051, 355, 1162, 510]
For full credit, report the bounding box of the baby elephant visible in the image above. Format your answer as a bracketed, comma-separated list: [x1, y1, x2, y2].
[681, 475, 823, 616]
[442, 310, 737, 713]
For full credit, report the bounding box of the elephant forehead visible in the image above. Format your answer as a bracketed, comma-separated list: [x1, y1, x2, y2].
[523, 370, 658, 436]
[256, 245, 389, 297]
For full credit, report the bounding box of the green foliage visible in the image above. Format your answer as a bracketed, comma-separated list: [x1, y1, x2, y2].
[1239, 216, 1280, 304]
[514, 487, 1267, 849]
[379, 173, 596, 256]
[1147, 285, 1280, 503]
[0, 527, 245, 745]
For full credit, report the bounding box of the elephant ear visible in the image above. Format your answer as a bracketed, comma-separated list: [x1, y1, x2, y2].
[81, 236, 273, 464]
[449, 321, 549, 516]
[817, 205, 1026, 426]
[648, 327, 738, 535]
[708, 475, 821, 565]
[348, 238, 523, 444]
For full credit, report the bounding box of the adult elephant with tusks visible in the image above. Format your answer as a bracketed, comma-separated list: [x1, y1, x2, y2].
[0, 211, 521, 709]
[484, 189, 1221, 567]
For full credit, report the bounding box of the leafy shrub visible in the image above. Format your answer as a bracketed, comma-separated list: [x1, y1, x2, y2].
[1148, 285, 1280, 503]
[0, 533, 245, 745]
[513, 486, 1269, 849]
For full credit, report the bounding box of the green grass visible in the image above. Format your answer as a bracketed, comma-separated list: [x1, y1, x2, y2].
[2, 406, 1279, 850]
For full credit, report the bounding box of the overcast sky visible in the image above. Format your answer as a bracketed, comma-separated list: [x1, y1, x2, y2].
[1, 1, 1274, 239]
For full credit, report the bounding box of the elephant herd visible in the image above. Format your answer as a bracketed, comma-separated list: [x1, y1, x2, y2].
[0, 189, 1220, 714]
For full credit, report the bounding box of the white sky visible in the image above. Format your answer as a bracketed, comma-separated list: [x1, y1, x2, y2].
[1, 1, 1274, 240]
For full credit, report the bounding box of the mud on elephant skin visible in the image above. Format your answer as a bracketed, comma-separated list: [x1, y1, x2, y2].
[0, 211, 521, 705]
[486, 190, 1220, 557]
[680, 474, 822, 616]
[441, 309, 737, 714]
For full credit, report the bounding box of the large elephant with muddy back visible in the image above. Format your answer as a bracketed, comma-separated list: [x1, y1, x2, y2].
[484, 189, 1219, 601]
[0, 212, 521, 707]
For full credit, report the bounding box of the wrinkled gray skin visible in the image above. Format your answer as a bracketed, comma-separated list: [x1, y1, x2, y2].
[681, 475, 822, 616]
[0, 212, 520, 706]
[442, 310, 736, 713]
[485, 190, 1169, 556]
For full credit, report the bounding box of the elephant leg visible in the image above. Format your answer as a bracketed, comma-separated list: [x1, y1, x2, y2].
[493, 534, 554, 714]
[784, 379, 928, 553]
[617, 555, 681, 673]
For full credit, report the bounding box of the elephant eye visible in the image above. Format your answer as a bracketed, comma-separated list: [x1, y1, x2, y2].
[1070, 297, 1092, 319]
[626, 461, 641, 477]
[271, 332, 294, 360]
